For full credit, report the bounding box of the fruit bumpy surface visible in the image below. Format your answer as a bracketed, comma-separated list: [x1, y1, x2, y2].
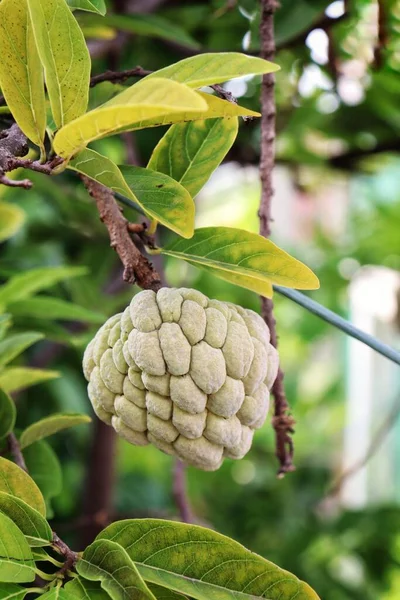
[83, 288, 279, 471]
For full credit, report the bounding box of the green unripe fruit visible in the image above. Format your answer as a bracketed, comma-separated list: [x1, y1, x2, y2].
[83, 288, 279, 471]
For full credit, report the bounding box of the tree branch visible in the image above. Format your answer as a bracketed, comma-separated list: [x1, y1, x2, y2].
[259, 0, 295, 477]
[81, 176, 162, 289]
[373, 0, 388, 69]
[90, 66, 152, 87]
[173, 460, 193, 523]
[7, 433, 28, 472]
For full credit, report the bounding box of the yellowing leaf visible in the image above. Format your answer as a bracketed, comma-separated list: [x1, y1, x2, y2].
[146, 52, 279, 88]
[27, 0, 91, 128]
[160, 227, 320, 298]
[0, 457, 46, 516]
[148, 118, 238, 198]
[112, 92, 260, 137]
[69, 149, 195, 238]
[0, 390, 16, 440]
[53, 78, 208, 159]
[0, 0, 46, 152]
[0, 203, 25, 243]
[0, 493, 52, 547]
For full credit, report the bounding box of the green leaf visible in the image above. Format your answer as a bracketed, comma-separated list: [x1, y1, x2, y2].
[0, 512, 35, 583]
[67, 0, 106, 15]
[0, 332, 44, 368]
[27, 0, 91, 128]
[23, 441, 62, 519]
[146, 52, 279, 88]
[40, 589, 76, 599]
[0, 0, 46, 152]
[148, 584, 187, 600]
[0, 390, 16, 440]
[82, 13, 199, 48]
[160, 227, 320, 298]
[148, 118, 238, 198]
[0, 457, 46, 516]
[20, 413, 91, 449]
[0, 583, 28, 599]
[275, 0, 327, 46]
[120, 166, 195, 238]
[53, 78, 208, 159]
[8, 296, 105, 324]
[65, 578, 113, 599]
[68, 149, 195, 238]
[0, 204, 26, 243]
[0, 368, 60, 394]
[0, 492, 52, 547]
[98, 520, 320, 600]
[0, 266, 88, 308]
[77, 539, 156, 600]
[0, 316, 12, 341]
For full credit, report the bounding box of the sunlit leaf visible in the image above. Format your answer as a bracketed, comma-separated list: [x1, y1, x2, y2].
[0, 316, 12, 341]
[0, 457, 46, 516]
[23, 440, 62, 519]
[148, 118, 238, 197]
[69, 148, 195, 238]
[0, 492, 52, 547]
[67, 0, 106, 15]
[0, 0, 46, 152]
[0, 583, 28, 600]
[0, 390, 15, 440]
[53, 78, 207, 159]
[0, 513, 35, 583]
[111, 92, 260, 137]
[160, 227, 320, 298]
[20, 413, 91, 449]
[27, 0, 91, 128]
[0, 266, 88, 308]
[98, 519, 320, 600]
[8, 296, 105, 324]
[0, 367, 60, 394]
[77, 539, 156, 600]
[0, 203, 26, 244]
[0, 332, 44, 368]
[146, 52, 279, 88]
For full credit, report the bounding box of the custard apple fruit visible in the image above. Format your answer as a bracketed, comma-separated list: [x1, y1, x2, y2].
[83, 288, 279, 471]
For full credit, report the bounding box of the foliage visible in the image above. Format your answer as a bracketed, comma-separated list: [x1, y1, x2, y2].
[0, 0, 398, 599]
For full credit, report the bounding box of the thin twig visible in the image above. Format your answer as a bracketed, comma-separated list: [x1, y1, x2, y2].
[326, 396, 400, 499]
[90, 66, 152, 87]
[173, 460, 193, 523]
[52, 532, 79, 576]
[7, 433, 28, 472]
[259, 0, 295, 477]
[81, 176, 162, 289]
[373, 0, 388, 69]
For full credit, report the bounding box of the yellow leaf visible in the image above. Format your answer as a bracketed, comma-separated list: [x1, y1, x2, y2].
[0, 203, 25, 243]
[27, 0, 91, 129]
[146, 52, 280, 88]
[0, 0, 46, 152]
[53, 78, 208, 159]
[161, 227, 320, 298]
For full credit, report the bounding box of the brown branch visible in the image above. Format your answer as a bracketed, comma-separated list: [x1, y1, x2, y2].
[7, 433, 28, 472]
[90, 66, 152, 87]
[52, 532, 79, 576]
[81, 176, 162, 289]
[373, 0, 388, 69]
[173, 460, 193, 523]
[259, 0, 295, 477]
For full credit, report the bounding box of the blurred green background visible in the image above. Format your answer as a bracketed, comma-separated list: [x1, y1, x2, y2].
[1, 1, 400, 599]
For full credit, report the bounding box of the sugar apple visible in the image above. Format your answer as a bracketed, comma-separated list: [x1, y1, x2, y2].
[83, 288, 279, 471]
